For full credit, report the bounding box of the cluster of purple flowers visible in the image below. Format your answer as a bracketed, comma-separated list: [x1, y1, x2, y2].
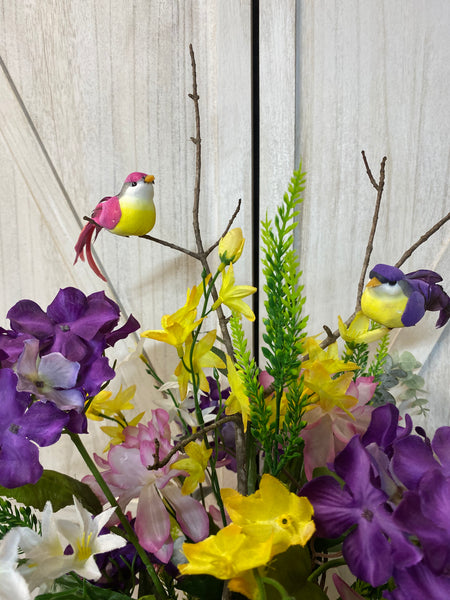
[302, 403, 450, 598]
[0, 287, 139, 488]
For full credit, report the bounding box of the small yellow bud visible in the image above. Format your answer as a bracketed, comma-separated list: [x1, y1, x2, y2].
[218, 228, 245, 266]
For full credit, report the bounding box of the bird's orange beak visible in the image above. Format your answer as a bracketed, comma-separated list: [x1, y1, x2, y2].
[366, 277, 381, 288]
[144, 175, 155, 183]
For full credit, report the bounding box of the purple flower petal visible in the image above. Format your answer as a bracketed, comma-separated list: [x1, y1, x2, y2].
[105, 314, 140, 347]
[392, 435, 439, 490]
[46, 287, 87, 323]
[384, 561, 450, 600]
[432, 427, 450, 473]
[21, 401, 69, 446]
[301, 475, 357, 538]
[0, 431, 43, 487]
[7, 299, 53, 338]
[39, 352, 80, 389]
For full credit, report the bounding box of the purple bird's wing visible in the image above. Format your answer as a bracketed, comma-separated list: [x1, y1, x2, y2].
[405, 269, 443, 284]
[92, 195, 122, 230]
[401, 290, 426, 326]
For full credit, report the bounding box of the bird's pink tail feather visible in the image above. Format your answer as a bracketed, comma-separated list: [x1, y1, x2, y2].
[74, 222, 107, 282]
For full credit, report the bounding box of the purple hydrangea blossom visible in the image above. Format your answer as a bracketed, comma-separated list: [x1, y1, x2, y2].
[0, 287, 139, 397]
[301, 434, 422, 586]
[0, 369, 69, 487]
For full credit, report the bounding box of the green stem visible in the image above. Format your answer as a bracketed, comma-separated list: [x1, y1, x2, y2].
[261, 576, 294, 600]
[68, 431, 169, 600]
[307, 557, 347, 582]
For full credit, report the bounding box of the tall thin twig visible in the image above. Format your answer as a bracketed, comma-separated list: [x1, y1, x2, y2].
[355, 152, 387, 310]
[395, 211, 450, 268]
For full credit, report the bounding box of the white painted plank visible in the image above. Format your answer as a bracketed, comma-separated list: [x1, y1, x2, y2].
[0, 0, 252, 476]
[296, 0, 450, 430]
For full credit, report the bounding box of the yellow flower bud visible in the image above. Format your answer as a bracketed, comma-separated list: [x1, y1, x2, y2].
[218, 228, 245, 266]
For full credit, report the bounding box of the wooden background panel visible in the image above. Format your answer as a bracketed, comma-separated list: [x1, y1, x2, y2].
[0, 0, 252, 475]
[297, 0, 450, 430]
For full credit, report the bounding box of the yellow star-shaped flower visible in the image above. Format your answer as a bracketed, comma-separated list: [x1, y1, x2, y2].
[303, 363, 358, 415]
[171, 440, 213, 495]
[212, 263, 257, 321]
[225, 355, 251, 432]
[301, 337, 358, 374]
[174, 330, 226, 401]
[338, 312, 389, 344]
[85, 385, 136, 421]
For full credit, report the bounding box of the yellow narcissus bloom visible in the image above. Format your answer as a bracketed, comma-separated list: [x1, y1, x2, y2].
[225, 355, 251, 432]
[174, 330, 226, 400]
[170, 440, 212, 495]
[221, 474, 315, 557]
[303, 363, 358, 416]
[179, 523, 273, 580]
[100, 412, 144, 452]
[85, 385, 136, 421]
[218, 227, 245, 267]
[338, 311, 390, 344]
[212, 263, 257, 321]
[141, 278, 208, 356]
[301, 337, 358, 374]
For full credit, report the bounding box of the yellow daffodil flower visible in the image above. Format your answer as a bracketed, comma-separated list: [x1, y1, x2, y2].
[174, 330, 226, 400]
[218, 227, 245, 268]
[141, 278, 209, 356]
[100, 411, 144, 452]
[221, 474, 315, 557]
[212, 264, 257, 321]
[85, 385, 136, 421]
[179, 523, 273, 580]
[338, 312, 390, 344]
[303, 363, 358, 416]
[225, 355, 251, 432]
[301, 337, 358, 374]
[170, 440, 212, 495]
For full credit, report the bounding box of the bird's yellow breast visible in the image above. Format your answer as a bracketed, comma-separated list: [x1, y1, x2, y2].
[361, 283, 409, 328]
[111, 195, 156, 237]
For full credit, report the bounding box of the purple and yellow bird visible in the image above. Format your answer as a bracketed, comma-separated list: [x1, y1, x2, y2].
[74, 172, 155, 281]
[361, 264, 450, 329]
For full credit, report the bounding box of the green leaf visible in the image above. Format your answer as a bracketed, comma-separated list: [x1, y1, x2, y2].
[176, 574, 224, 599]
[35, 573, 132, 599]
[0, 470, 102, 514]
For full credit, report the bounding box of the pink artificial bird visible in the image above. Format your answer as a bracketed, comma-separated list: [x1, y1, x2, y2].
[74, 172, 156, 281]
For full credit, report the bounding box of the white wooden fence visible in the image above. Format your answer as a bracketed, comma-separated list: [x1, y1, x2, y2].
[1, 1, 449, 478]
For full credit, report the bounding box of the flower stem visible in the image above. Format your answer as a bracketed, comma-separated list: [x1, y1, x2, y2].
[68, 431, 169, 600]
[307, 557, 347, 582]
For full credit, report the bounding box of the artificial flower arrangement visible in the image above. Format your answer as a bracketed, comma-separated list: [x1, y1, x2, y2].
[1, 48, 450, 600]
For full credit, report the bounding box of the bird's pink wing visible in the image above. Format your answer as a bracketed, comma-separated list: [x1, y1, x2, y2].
[92, 195, 122, 230]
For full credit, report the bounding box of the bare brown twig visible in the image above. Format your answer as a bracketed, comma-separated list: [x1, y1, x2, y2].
[355, 152, 387, 310]
[147, 414, 241, 470]
[395, 211, 450, 268]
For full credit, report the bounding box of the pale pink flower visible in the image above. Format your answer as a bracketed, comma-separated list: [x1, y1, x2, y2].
[302, 376, 377, 479]
[84, 408, 209, 562]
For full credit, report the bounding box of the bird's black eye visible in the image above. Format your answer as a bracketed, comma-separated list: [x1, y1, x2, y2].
[388, 281, 396, 286]
[131, 181, 137, 187]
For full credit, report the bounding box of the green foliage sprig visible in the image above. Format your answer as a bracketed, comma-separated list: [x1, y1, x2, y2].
[0, 497, 40, 538]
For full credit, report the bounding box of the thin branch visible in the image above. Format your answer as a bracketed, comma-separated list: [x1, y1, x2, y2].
[139, 233, 200, 259]
[147, 414, 241, 470]
[395, 211, 450, 268]
[205, 198, 242, 256]
[355, 152, 387, 310]
[189, 43, 204, 257]
[188, 44, 235, 359]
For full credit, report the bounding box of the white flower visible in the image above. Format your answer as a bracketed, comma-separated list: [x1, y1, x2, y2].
[0, 529, 31, 600]
[17, 497, 126, 593]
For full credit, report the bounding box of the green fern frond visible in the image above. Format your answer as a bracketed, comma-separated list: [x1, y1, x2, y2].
[0, 497, 40, 538]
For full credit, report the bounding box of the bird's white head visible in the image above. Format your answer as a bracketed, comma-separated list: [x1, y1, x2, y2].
[120, 172, 155, 201]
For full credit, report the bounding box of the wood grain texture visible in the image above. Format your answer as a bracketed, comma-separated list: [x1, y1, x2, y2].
[0, 0, 252, 476]
[296, 0, 450, 430]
